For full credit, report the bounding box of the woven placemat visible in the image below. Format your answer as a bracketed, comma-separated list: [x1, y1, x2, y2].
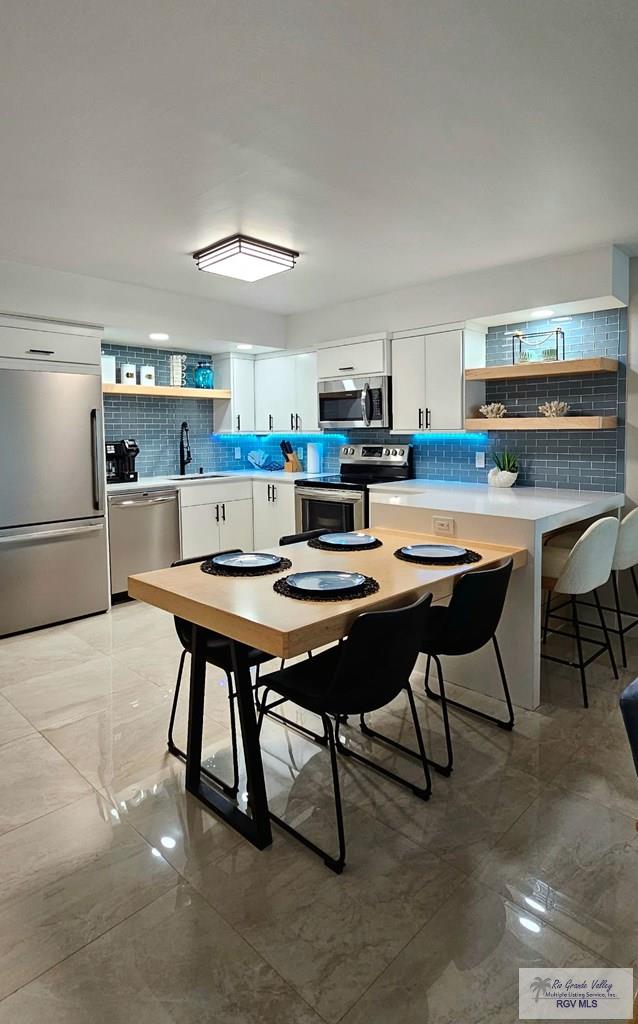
[307, 536, 383, 552]
[273, 575, 380, 602]
[201, 556, 292, 578]
[393, 548, 482, 567]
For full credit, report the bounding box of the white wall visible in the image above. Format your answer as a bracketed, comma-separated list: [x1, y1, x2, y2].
[0, 259, 286, 352]
[286, 245, 628, 348]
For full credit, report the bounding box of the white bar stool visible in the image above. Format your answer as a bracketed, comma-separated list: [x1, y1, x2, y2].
[542, 517, 619, 707]
[546, 508, 638, 667]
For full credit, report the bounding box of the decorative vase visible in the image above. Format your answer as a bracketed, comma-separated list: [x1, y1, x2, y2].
[193, 361, 214, 389]
[488, 468, 518, 488]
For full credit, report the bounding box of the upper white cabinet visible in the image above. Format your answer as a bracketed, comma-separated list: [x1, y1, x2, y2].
[0, 320, 102, 367]
[391, 329, 465, 431]
[214, 354, 255, 433]
[317, 337, 390, 380]
[255, 352, 318, 432]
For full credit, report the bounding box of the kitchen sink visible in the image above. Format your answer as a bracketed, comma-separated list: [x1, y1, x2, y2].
[167, 474, 230, 481]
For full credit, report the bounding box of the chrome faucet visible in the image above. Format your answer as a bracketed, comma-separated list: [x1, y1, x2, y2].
[179, 421, 192, 475]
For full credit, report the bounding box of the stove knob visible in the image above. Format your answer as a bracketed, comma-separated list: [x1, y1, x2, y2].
[391, 448, 398, 456]
[399, 448, 405, 456]
[348, 447, 354, 455]
[383, 448, 390, 456]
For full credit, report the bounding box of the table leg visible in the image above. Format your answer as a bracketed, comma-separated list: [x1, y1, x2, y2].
[184, 625, 272, 850]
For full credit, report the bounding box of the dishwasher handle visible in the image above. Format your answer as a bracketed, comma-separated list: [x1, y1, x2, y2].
[113, 495, 177, 508]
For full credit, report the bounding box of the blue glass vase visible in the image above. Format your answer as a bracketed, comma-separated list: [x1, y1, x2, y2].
[193, 362, 214, 389]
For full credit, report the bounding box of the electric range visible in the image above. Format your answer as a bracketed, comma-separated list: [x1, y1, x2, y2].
[295, 444, 413, 532]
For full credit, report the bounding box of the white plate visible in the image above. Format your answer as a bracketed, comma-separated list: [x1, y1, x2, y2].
[212, 552, 282, 569]
[319, 532, 378, 547]
[401, 544, 467, 560]
[287, 570, 367, 592]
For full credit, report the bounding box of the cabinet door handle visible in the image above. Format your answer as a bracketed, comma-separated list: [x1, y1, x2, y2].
[236, 413, 241, 430]
[290, 412, 294, 430]
[27, 347, 55, 356]
[338, 365, 355, 371]
[295, 413, 300, 430]
[268, 414, 273, 431]
[418, 407, 424, 429]
[426, 408, 431, 429]
[272, 485, 277, 501]
[267, 484, 271, 502]
[221, 503, 226, 522]
[215, 504, 219, 522]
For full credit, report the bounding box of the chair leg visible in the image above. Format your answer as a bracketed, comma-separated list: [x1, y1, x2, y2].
[167, 649, 187, 755]
[424, 655, 454, 776]
[268, 713, 346, 873]
[225, 671, 240, 798]
[592, 588, 618, 680]
[612, 570, 628, 668]
[543, 590, 552, 643]
[425, 637, 515, 732]
[256, 665, 328, 746]
[571, 596, 589, 709]
[339, 691, 432, 799]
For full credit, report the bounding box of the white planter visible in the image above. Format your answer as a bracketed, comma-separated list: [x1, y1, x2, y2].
[488, 468, 518, 488]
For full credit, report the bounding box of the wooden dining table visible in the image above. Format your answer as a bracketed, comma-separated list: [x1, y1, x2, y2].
[128, 527, 527, 852]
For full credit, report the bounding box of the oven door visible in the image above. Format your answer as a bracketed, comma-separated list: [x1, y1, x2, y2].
[317, 376, 389, 429]
[295, 487, 365, 533]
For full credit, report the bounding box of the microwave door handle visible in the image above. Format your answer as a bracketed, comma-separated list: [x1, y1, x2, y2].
[360, 383, 371, 426]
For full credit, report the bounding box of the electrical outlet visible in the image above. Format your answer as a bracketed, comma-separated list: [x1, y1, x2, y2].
[297, 447, 304, 459]
[433, 516, 455, 536]
[475, 451, 486, 469]
[234, 447, 241, 460]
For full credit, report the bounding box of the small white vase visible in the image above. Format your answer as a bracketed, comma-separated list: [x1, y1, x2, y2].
[488, 468, 518, 488]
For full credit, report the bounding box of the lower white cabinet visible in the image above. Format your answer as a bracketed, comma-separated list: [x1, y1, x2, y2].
[252, 480, 296, 548]
[180, 496, 253, 558]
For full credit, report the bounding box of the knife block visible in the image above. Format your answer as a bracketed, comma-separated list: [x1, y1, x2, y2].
[284, 453, 302, 472]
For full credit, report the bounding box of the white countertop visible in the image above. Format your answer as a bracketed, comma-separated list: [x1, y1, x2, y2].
[106, 469, 325, 495]
[369, 478, 624, 525]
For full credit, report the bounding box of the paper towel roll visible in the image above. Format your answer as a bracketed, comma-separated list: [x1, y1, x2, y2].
[306, 442, 322, 474]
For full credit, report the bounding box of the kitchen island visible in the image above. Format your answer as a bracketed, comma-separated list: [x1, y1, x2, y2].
[369, 481, 624, 709]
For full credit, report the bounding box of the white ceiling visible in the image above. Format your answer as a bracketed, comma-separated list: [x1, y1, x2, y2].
[1, 0, 638, 319]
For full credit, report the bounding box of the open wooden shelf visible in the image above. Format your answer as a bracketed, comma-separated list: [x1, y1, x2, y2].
[465, 357, 618, 382]
[103, 383, 231, 400]
[465, 416, 618, 431]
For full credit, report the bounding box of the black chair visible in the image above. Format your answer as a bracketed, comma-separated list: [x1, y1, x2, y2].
[256, 593, 434, 873]
[620, 678, 638, 779]
[360, 559, 514, 777]
[167, 551, 274, 797]
[278, 528, 326, 546]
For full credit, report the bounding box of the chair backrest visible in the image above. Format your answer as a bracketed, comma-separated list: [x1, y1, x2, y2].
[171, 550, 241, 649]
[619, 678, 638, 778]
[555, 517, 619, 595]
[279, 529, 326, 545]
[613, 508, 638, 571]
[439, 559, 513, 655]
[326, 592, 433, 713]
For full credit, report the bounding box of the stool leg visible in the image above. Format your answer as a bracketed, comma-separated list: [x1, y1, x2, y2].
[612, 570, 627, 668]
[571, 596, 589, 709]
[593, 588, 618, 680]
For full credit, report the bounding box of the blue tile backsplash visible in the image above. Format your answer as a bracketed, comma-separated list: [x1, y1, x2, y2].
[103, 308, 626, 492]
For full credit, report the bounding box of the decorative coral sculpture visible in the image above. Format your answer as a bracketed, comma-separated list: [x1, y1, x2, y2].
[479, 402, 507, 419]
[538, 400, 570, 418]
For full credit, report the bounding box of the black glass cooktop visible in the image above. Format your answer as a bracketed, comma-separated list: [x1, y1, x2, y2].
[295, 474, 406, 491]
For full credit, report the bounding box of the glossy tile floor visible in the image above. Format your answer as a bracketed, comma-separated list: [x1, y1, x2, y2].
[0, 599, 636, 1023]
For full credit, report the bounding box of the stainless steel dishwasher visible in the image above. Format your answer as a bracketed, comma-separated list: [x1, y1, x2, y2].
[108, 489, 180, 596]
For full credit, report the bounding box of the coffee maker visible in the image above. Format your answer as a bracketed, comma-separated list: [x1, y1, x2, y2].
[105, 439, 140, 483]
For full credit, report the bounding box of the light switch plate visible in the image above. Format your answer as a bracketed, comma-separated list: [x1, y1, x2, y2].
[475, 451, 486, 468]
[234, 447, 241, 460]
[433, 516, 455, 536]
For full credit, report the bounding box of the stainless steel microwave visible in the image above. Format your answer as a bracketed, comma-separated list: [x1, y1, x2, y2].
[317, 375, 391, 429]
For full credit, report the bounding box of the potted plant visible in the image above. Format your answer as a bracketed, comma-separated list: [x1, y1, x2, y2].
[488, 450, 519, 488]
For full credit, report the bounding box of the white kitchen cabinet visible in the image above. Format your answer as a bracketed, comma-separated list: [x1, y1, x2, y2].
[316, 338, 390, 379]
[391, 329, 464, 431]
[214, 354, 255, 433]
[255, 352, 318, 433]
[218, 497, 254, 551]
[252, 479, 296, 548]
[179, 481, 254, 557]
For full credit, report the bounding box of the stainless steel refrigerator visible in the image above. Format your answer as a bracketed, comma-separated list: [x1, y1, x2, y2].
[0, 361, 110, 637]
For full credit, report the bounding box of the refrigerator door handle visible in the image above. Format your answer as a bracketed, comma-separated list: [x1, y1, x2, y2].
[90, 408, 103, 512]
[0, 524, 104, 545]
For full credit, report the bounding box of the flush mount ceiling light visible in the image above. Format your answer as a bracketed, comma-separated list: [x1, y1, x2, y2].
[530, 309, 554, 319]
[149, 332, 170, 341]
[192, 234, 299, 282]
[236, 343, 253, 350]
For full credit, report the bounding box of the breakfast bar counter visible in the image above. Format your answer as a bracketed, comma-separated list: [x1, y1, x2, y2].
[369, 481, 624, 709]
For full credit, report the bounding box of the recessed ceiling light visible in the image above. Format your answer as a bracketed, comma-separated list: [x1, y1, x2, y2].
[149, 332, 170, 341]
[193, 234, 299, 282]
[551, 316, 573, 323]
[530, 309, 554, 319]
[237, 343, 253, 351]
